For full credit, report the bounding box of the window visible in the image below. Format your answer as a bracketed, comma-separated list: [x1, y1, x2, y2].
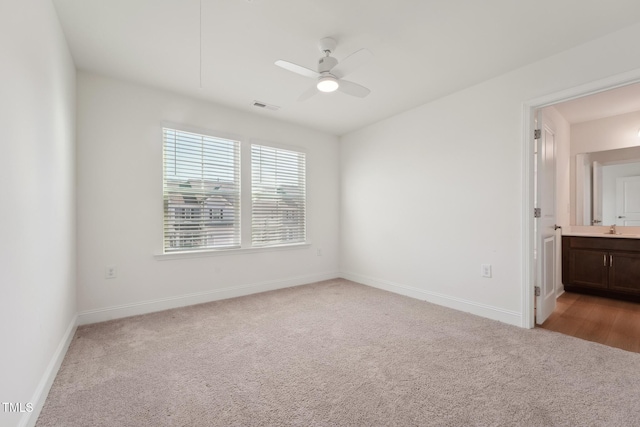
[161, 128, 307, 254]
[251, 144, 306, 247]
[163, 128, 240, 252]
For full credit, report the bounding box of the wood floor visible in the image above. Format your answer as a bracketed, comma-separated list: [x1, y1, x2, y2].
[539, 292, 640, 353]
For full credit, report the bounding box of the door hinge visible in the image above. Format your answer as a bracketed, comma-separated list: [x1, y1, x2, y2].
[534, 208, 541, 218]
[534, 129, 541, 139]
[534, 286, 541, 296]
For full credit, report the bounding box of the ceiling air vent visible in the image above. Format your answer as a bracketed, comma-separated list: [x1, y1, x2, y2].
[252, 100, 280, 111]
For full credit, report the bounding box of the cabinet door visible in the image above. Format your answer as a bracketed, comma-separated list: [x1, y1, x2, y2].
[609, 252, 640, 295]
[568, 249, 608, 289]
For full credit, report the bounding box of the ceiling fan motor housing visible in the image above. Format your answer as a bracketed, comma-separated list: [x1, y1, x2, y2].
[318, 56, 338, 73]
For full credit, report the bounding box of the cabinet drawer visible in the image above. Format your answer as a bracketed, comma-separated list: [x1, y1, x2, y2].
[563, 236, 640, 252]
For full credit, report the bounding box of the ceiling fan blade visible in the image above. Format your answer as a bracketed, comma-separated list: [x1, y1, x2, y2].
[331, 48, 373, 79]
[298, 85, 319, 102]
[275, 60, 319, 79]
[338, 79, 371, 98]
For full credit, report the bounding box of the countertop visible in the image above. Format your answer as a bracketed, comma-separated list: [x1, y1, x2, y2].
[562, 232, 640, 239]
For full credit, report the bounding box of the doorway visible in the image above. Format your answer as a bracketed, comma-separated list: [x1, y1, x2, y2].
[522, 70, 640, 329]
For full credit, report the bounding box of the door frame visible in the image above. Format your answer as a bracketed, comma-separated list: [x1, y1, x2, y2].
[521, 69, 640, 328]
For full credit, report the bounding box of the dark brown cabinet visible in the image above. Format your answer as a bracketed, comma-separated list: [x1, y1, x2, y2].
[609, 252, 640, 294]
[562, 236, 640, 301]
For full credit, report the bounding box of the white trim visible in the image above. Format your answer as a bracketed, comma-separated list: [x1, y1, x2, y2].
[521, 103, 536, 328]
[77, 271, 339, 325]
[521, 68, 640, 329]
[154, 242, 312, 260]
[526, 70, 640, 110]
[342, 271, 522, 327]
[21, 315, 77, 427]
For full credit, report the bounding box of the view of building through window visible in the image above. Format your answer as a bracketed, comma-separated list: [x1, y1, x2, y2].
[162, 128, 306, 253]
[251, 144, 306, 246]
[163, 128, 241, 252]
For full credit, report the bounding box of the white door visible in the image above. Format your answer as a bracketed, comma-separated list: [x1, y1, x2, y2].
[535, 111, 557, 325]
[616, 176, 640, 225]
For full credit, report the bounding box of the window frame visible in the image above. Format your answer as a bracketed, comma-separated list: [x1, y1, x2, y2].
[156, 125, 310, 260]
[161, 126, 242, 254]
[250, 143, 307, 248]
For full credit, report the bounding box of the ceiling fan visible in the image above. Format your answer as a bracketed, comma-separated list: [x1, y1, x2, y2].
[275, 37, 373, 101]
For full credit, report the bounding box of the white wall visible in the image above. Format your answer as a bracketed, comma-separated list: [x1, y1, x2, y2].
[571, 109, 640, 155]
[76, 72, 340, 322]
[0, 0, 77, 426]
[340, 22, 640, 326]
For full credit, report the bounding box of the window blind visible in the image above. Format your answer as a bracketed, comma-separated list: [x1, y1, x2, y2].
[251, 144, 306, 247]
[163, 128, 240, 252]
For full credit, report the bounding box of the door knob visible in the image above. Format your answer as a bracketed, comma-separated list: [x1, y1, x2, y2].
[554, 224, 562, 230]
[618, 216, 626, 218]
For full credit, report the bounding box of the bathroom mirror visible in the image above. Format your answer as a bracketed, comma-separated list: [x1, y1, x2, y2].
[575, 146, 640, 226]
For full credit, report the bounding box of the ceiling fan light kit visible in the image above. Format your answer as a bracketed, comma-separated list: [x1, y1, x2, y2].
[317, 75, 339, 92]
[275, 37, 373, 101]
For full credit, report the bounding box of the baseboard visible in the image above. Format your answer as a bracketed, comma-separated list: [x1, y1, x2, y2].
[77, 271, 340, 325]
[341, 271, 522, 327]
[21, 315, 77, 427]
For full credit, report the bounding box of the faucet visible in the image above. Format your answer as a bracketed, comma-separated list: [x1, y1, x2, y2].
[609, 224, 617, 234]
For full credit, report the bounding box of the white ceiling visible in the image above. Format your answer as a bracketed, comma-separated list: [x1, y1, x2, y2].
[52, 0, 640, 135]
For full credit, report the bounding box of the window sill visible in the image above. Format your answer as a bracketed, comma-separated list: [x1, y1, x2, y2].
[154, 242, 311, 261]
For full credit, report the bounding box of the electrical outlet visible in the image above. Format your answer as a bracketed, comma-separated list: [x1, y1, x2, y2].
[481, 264, 492, 278]
[105, 265, 117, 279]
[316, 248, 323, 256]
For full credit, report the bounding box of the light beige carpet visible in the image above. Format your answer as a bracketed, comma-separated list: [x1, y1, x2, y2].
[37, 279, 640, 426]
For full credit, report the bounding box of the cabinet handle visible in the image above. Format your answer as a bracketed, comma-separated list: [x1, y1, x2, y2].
[610, 255, 613, 266]
[604, 254, 607, 266]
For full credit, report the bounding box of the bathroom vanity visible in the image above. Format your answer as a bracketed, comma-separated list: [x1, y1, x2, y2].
[562, 234, 640, 301]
